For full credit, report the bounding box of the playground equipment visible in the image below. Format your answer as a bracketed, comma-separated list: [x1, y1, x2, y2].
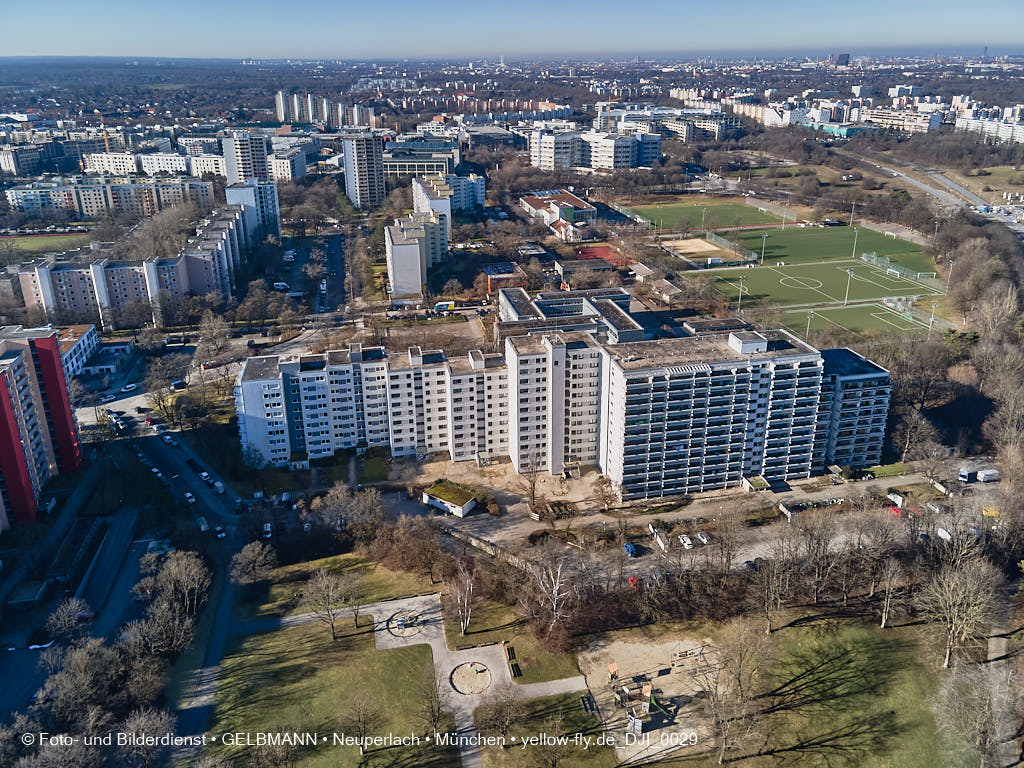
[670, 642, 711, 673]
[608, 659, 676, 734]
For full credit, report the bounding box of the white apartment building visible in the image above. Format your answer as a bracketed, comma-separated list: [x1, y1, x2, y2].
[223, 131, 270, 184]
[530, 130, 579, 170]
[83, 152, 139, 175]
[234, 293, 891, 499]
[860, 108, 942, 134]
[269, 148, 307, 182]
[384, 210, 446, 301]
[235, 344, 508, 467]
[445, 173, 485, 209]
[0, 145, 43, 176]
[955, 116, 1024, 145]
[178, 137, 221, 156]
[190, 154, 228, 178]
[529, 129, 660, 170]
[412, 176, 452, 246]
[225, 180, 281, 241]
[138, 153, 190, 175]
[342, 134, 386, 209]
[5, 176, 213, 218]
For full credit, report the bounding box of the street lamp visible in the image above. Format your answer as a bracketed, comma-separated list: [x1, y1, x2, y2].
[761, 232, 768, 265]
[851, 227, 859, 260]
[928, 300, 937, 339]
[701, 207, 707, 231]
[737, 276, 745, 313]
[946, 259, 955, 294]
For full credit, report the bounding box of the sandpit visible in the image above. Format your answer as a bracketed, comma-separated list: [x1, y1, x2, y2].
[387, 611, 423, 638]
[450, 661, 492, 695]
[661, 237, 722, 255]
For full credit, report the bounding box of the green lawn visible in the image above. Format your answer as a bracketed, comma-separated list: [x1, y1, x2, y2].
[759, 623, 941, 768]
[443, 597, 580, 684]
[234, 553, 437, 622]
[711, 260, 941, 309]
[626, 198, 781, 230]
[722, 226, 932, 273]
[358, 456, 390, 483]
[208, 622, 459, 768]
[476, 692, 615, 768]
[1, 233, 91, 252]
[781, 303, 928, 336]
[426, 479, 477, 506]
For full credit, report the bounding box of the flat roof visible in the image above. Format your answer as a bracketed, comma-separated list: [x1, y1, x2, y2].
[605, 329, 818, 371]
[821, 347, 889, 377]
[241, 355, 281, 382]
[482, 261, 522, 277]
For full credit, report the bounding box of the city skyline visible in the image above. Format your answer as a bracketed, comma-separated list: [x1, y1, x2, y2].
[2, 0, 1024, 59]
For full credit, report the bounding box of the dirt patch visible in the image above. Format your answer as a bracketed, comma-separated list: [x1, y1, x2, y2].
[661, 238, 721, 255]
[577, 635, 716, 763]
[450, 661, 492, 695]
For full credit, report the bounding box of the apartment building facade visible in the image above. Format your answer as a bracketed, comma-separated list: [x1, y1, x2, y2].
[223, 131, 270, 184]
[342, 134, 386, 209]
[5, 176, 213, 218]
[0, 325, 81, 529]
[234, 294, 891, 500]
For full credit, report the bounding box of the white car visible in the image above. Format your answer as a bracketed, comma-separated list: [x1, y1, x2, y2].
[184, 492, 196, 504]
[678, 535, 693, 550]
[696, 532, 712, 545]
[121, 383, 138, 393]
[161, 434, 174, 445]
[262, 522, 273, 540]
[199, 471, 211, 482]
[99, 394, 116, 403]
[214, 526, 226, 540]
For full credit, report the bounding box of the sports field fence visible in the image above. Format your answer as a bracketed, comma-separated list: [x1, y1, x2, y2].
[706, 231, 758, 261]
[860, 252, 945, 293]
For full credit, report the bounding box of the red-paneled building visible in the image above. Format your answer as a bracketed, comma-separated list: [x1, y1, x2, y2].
[0, 326, 82, 530]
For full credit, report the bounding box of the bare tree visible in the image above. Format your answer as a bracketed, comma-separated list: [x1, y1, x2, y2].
[917, 558, 1002, 668]
[878, 558, 904, 629]
[934, 664, 1019, 768]
[155, 551, 211, 617]
[117, 707, 175, 768]
[696, 620, 770, 765]
[593, 475, 617, 511]
[448, 558, 475, 635]
[300, 568, 355, 641]
[410, 661, 448, 735]
[339, 696, 382, 754]
[46, 597, 92, 643]
[476, 682, 526, 744]
[525, 547, 573, 631]
[229, 541, 278, 585]
[797, 515, 839, 604]
[519, 450, 545, 508]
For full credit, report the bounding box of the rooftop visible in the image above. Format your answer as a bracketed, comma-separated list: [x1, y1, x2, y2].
[605, 329, 818, 371]
[821, 347, 889, 378]
[241, 355, 282, 382]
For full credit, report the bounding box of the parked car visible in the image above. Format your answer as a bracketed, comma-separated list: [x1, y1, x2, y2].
[161, 434, 175, 445]
[678, 535, 693, 550]
[214, 526, 226, 540]
[199, 471, 211, 482]
[262, 522, 273, 540]
[623, 542, 639, 558]
[99, 394, 116, 403]
[121, 383, 138, 393]
[696, 532, 712, 545]
[184, 492, 196, 504]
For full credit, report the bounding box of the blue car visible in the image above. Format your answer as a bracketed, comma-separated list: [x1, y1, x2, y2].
[623, 542, 640, 558]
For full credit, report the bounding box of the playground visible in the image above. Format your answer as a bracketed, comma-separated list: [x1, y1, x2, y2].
[623, 196, 782, 230]
[577, 634, 715, 763]
[710, 259, 942, 308]
[781, 302, 932, 337]
[720, 226, 932, 273]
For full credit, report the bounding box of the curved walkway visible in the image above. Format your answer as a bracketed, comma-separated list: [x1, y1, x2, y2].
[234, 593, 587, 768]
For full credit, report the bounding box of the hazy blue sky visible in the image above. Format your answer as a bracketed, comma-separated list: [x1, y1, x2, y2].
[2, 0, 1023, 59]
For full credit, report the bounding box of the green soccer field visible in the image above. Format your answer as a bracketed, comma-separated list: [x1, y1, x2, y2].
[626, 198, 782, 229]
[721, 226, 933, 273]
[781, 303, 930, 336]
[710, 259, 942, 308]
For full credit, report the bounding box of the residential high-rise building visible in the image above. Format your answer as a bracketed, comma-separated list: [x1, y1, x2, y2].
[412, 176, 453, 246]
[223, 131, 270, 184]
[0, 325, 82, 529]
[5, 176, 213, 218]
[274, 90, 288, 123]
[342, 134, 385, 209]
[234, 292, 891, 499]
[445, 173, 486, 209]
[384, 210, 446, 301]
[268, 148, 307, 183]
[226, 180, 281, 242]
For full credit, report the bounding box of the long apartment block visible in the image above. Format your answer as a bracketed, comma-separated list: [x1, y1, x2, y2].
[13, 205, 254, 329]
[235, 289, 891, 500]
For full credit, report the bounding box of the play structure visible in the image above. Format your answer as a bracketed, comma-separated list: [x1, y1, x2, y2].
[388, 611, 422, 638]
[607, 661, 678, 735]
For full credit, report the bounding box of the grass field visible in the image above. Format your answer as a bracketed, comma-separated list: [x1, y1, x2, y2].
[722, 226, 933, 274]
[781, 303, 929, 336]
[947, 165, 1024, 202]
[209, 622, 459, 768]
[442, 596, 580, 684]
[624, 197, 782, 230]
[234, 553, 437, 622]
[476, 692, 615, 768]
[711, 259, 941, 308]
[0, 233, 91, 252]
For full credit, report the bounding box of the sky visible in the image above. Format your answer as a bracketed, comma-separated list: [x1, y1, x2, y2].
[1, 0, 1023, 59]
